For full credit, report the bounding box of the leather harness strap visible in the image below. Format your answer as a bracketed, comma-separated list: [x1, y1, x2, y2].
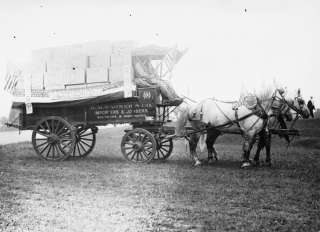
[214, 100, 234, 126]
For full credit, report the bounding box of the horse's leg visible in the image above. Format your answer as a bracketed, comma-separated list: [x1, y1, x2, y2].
[206, 138, 214, 162]
[206, 129, 220, 163]
[278, 115, 290, 144]
[241, 134, 256, 168]
[253, 131, 265, 166]
[189, 133, 201, 166]
[264, 130, 272, 167]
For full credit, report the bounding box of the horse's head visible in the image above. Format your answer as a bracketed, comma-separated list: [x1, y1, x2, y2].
[271, 98, 293, 121]
[276, 88, 310, 119]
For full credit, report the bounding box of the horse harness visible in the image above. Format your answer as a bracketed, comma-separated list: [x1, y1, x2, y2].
[189, 96, 269, 136]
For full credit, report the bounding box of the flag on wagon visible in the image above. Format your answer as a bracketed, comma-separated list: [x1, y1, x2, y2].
[3, 70, 21, 93]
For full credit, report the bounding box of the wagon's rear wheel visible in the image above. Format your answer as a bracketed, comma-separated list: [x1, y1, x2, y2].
[32, 116, 76, 161]
[69, 126, 97, 159]
[121, 128, 156, 163]
[154, 137, 173, 160]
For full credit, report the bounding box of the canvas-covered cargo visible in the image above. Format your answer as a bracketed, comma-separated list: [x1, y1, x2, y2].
[5, 41, 186, 115]
[86, 67, 108, 83]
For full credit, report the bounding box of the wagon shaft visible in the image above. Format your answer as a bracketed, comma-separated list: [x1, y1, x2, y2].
[269, 129, 300, 136]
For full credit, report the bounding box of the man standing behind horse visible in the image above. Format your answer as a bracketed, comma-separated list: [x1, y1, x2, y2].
[307, 96, 315, 118]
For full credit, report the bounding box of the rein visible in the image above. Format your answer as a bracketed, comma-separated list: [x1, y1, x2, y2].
[176, 89, 303, 139]
[275, 91, 306, 117]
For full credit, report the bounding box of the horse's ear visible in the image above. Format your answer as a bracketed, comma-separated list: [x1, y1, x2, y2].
[277, 88, 285, 96]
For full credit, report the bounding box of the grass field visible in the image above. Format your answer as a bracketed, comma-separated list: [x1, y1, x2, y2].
[0, 124, 319, 232]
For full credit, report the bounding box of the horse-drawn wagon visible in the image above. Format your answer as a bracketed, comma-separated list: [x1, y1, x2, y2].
[5, 41, 185, 163]
[8, 86, 181, 162]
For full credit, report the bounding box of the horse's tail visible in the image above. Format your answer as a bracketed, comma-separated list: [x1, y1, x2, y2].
[199, 133, 207, 152]
[175, 106, 189, 136]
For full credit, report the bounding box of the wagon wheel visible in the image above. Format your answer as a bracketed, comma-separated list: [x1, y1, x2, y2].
[154, 137, 173, 160]
[32, 116, 76, 161]
[68, 126, 97, 159]
[121, 128, 156, 163]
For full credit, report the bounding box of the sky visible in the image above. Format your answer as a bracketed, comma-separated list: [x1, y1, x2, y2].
[0, 0, 319, 117]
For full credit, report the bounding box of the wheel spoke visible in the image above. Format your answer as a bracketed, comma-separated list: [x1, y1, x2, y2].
[76, 143, 81, 156]
[58, 131, 71, 138]
[126, 149, 135, 157]
[143, 140, 152, 146]
[159, 149, 165, 158]
[39, 123, 47, 131]
[144, 151, 152, 157]
[53, 120, 60, 134]
[144, 145, 153, 150]
[79, 129, 87, 135]
[80, 137, 93, 142]
[55, 144, 62, 158]
[52, 144, 56, 159]
[80, 140, 91, 148]
[37, 131, 50, 138]
[161, 147, 169, 153]
[128, 134, 137, 142]
[51, 120, 55, 133]
[140, 134, 147, 143]
[55, 120, 64, 135]
[136, 152, 141, 161]
[56, 126, 66, 136]
[78, 141, 87, 153]
[156, 151, 160, 159]
[60, 138, 73, 142]
[46, 145, 53, 157]
[161, 144, 170, 147]
[61, 141, 72, 150]
[39, 143, 50, 155]
[131, 151, 137, 160]
[80, 132, 94, 137]
[45, 120, 51, 133]
[125, 141, 135, 146]
[142, 150, 149, 159]
[36, 141, 48, 148]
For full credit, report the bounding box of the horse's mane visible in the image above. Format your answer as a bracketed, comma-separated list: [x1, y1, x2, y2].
[239, 87, 275, 103]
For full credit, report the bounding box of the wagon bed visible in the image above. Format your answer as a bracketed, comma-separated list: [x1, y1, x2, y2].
[8, 86, 182, 163]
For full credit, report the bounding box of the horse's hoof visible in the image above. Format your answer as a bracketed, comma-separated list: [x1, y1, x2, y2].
[194, 161, 202, 166]
[241, 162, 251, 168]
[208, 158, 215, 164]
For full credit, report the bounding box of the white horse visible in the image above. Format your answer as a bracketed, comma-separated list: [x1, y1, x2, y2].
[175, 88, 309, 168]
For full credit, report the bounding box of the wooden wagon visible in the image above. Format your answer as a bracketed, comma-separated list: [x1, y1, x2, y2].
[7, 87, 181, 163]
[5, 41, 187, 163]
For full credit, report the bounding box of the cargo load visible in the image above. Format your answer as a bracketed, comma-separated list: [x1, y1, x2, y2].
[4, 41, 186, 116]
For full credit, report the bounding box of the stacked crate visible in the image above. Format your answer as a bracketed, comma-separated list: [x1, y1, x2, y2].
[30, 41, 135, 90]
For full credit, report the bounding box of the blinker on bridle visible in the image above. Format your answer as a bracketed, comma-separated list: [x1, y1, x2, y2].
[275, 89, 306, 117]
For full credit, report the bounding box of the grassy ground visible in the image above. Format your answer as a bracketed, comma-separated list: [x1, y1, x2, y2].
[0, 126, 319, 232]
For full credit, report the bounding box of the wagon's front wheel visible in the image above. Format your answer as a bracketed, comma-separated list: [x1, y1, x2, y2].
[69, 126, 97, 159]
[154, 137, 173, 160]
[121, 128, 156, 163]
[32, 116, 76, 161]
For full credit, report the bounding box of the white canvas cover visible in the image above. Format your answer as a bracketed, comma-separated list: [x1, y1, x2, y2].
[5, 41, 185, 107]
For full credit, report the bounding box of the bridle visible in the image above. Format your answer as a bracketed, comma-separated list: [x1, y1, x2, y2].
[271, 89, 307, 119]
